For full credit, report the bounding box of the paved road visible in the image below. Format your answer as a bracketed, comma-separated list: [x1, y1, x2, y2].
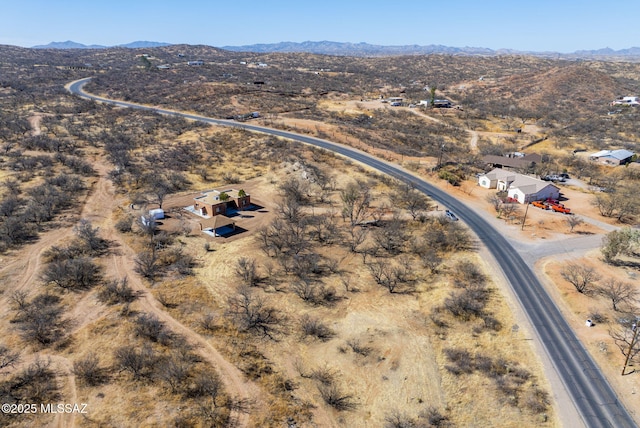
[68, 78, 636, 428]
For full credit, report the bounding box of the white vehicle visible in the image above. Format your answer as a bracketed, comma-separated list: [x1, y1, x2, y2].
[444, 210, 458, 221]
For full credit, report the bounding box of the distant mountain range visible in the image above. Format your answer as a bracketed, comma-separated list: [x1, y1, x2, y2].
[30, 40, 640, 58]
[221, 41, 640, 58]
[32, 40, 172, 49]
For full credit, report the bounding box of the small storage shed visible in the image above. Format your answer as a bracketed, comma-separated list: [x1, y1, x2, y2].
[149, 208, 165, 220]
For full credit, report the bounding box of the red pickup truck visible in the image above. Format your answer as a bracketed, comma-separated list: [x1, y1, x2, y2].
[550, 203, 571, 214]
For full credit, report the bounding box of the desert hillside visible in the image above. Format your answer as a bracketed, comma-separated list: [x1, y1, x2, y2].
[1, 45, 640, 427]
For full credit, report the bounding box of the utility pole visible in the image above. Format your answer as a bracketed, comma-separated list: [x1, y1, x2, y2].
[437, 143, 445, 169]
[622, 321, 639, 375]
[521, 201, 530, 231]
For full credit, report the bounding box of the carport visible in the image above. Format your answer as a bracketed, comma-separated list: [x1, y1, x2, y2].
[199, 215, 236, 236]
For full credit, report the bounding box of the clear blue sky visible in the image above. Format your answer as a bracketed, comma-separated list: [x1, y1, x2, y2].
[2, 0, 639, 52]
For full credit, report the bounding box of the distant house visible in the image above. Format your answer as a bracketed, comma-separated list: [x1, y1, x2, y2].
[478, 168, 560, 204]
[187, 60, 204, 66]
[433, 99, 452, 108]
[193, 189, 250, 217]
[589, 149, 635, 166]
[482, 153, 542, 171]
[388, 97, 403, 106]
[611, 96, 639, 106]
[419, 99, 453, 108]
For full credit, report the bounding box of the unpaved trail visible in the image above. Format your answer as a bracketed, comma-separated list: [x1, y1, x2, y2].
[48, 355, 78, 428]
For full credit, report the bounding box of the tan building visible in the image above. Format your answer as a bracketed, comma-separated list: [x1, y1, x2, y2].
[193, 189, 250, 217]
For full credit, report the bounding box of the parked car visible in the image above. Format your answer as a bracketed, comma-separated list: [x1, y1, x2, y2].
[444, 210, 459, 221]
[550, 204, 571, 214]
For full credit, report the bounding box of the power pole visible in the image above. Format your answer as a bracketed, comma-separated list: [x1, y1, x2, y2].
[622, 322, 639, 375]
[521, 202, 530, 231]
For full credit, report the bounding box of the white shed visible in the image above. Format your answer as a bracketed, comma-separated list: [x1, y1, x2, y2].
[148, 208, 165, 220]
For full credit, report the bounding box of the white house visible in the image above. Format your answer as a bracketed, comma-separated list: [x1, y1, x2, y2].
[612, 96, 639, 106]
[589, 149, 635, 166]
[479, 168, 560, 204]
[478, 168, 517, 190]
[507, 176, 560, 204]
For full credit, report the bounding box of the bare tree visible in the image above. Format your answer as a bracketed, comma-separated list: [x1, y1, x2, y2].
[394, 184, 430, 220]
[73, 219, 108, 254]
[235, 257, 258, 286]
[597, 279, 638, 311]
[420, 249, 443, 274]
[486, 194, 502, 213]
[277, 195, 305, 224]
[73, 353, 108, 386]
[560, 262, 597, 294]
[347, 226, 368, 253]
[12, 293, 67, 345]
[114, 345, 158, 380]
[341, 180, 371, 226]
[226, 286, 286, 340]
[565, 215, 584, 233]
[0, 344, 20, 371]
[499, 202, 521, 221]
[134, 313, 174, 345]
[609, 324, 640, 371]
[135, 249, 161, 280]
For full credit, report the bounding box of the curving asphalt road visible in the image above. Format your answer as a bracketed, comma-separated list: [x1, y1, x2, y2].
[68, 77, 636, 428]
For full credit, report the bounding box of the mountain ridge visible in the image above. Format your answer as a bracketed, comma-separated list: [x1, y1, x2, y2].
[29, 39, 640, 58]
[32, 40, 171, 49]
[221, 40, 640, 58]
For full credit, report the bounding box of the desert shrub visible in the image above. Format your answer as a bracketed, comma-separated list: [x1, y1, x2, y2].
[0, 358, 59, 405]
[0, 345, 20, 371]
[318, 383, 357, 411]
[522, 387, 550, 414]
[443, 287, 489, 320]
[422, 406, 451, 427]
[115, 215, 133, 233]
[12, 293, 67, 345]
[41, 257, 102, 290]
[73, 353, 109, 386]
[452, 260, 486, 288]
[134, 313, 174, 345]
[97, 277, 137, 305]
[346, 338, 373, 357]
[114, 345, 158, 380]
[443, 348, 474, 375]
[157, 353, 191, 393]
[300, 314, 335, 341]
